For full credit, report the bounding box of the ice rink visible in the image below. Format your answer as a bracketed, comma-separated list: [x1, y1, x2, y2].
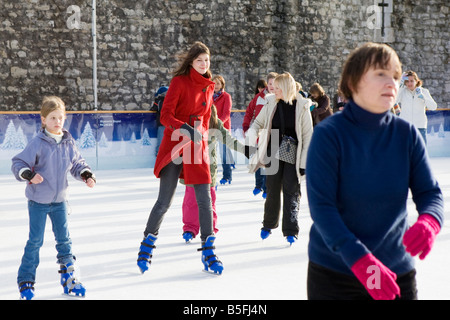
[0, 157, 449, 300]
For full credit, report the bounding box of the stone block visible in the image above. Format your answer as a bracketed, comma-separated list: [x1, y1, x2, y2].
[11, 66, 27, 78]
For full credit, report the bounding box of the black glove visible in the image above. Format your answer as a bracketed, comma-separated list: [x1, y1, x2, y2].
[81, 170, 96, 183]
[21, 169, 36, 181]
[299, 168, 305, 176]
[181, 123, 202, 144]
[244, 145, 257, 159]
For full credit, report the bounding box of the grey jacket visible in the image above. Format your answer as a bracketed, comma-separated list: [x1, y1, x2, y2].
[11, 128, 91, 204]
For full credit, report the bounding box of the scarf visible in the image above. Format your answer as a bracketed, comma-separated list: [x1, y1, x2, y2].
[213, 89, 223, 102]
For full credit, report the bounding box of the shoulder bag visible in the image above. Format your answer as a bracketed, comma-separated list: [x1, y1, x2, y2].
[274, 104, 297, 165]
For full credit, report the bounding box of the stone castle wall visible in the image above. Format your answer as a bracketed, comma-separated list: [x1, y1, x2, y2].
[0, 0, 448, 111]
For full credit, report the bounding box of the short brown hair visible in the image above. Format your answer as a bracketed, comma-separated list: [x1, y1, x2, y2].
[339, 42, 402, 100]
[267, 72, 278, 82]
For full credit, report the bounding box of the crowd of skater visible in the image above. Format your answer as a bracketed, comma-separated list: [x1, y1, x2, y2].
[11, 41, 443, 300]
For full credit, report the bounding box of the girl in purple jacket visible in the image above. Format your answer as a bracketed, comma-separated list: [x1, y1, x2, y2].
[11, 96, 96, 300]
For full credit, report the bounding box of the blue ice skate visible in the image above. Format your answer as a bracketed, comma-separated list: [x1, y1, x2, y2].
[183, 231, 194, 243]
[260, 228, 271, 240]
[253, 187, 262, 196]
[286, 235, 297, 246]
[219, 178, 231, 185]
[19, 282, 35, 300]
[59, 263, 86, 297]
[197, 236, 223, 275]
[137, 233, 157, 274]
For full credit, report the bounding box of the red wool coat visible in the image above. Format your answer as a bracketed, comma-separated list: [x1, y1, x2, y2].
[154, 68, 215, 185]
[214, 91, 232, 130]
[242, 88, 268, 132]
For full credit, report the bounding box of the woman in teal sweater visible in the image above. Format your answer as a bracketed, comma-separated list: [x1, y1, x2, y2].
[306, 43, 444, 300]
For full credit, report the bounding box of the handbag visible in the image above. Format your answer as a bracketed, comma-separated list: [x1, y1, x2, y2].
[274, 104, 297, 164]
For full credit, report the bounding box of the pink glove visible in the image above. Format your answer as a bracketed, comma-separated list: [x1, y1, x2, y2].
[403, 214, 440, 260]
[351, 253, 400, 300]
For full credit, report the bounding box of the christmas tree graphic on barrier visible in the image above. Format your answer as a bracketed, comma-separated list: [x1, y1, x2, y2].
[438, 123, 445, 138]
[141, 128, 151, 146]
[1, 120, 27, 150]
[99, 132, 108, 148]
[78, 122, 96, 149]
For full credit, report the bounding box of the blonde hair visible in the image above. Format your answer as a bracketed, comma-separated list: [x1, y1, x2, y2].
[274, 72, 297, 105]
[41, 96, 66, 128]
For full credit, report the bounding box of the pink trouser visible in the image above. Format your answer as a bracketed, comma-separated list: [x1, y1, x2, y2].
[182, 186, 218, 237]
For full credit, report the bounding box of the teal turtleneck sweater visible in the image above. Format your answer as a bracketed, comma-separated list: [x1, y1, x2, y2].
[306, 100, 444, 276]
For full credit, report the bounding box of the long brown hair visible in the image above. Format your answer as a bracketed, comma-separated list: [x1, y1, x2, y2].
[309, 83, 325, 98]
[209, 104, 219, 129]
[212, 75, 225, 91]
[404, 70, 423, 88]
[173, 41, 212, 78]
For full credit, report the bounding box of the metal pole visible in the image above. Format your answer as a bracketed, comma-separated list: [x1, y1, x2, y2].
[378, 0, 388, 38]
[92, 0, 99, 169]
[92, 0, 98, 111]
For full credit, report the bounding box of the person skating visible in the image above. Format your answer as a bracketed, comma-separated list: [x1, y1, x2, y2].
[12, 96, 96, 299]
[181, 104, 256, 242]
[212, 75, 235, 185]
[247, 72, 313, 245]
[396, 70, 438, 145]
[137, 41, 223, 275]
[243, 72, 278, 198]
[305, 42, 444, 300]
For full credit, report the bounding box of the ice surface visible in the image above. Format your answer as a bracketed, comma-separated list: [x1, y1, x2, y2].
[0, 158, 449, 300]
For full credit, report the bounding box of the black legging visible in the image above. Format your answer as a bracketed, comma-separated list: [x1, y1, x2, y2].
[144, 160, 213, 241]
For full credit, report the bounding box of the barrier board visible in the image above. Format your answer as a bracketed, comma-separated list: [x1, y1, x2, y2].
[0, 110, 448, 174]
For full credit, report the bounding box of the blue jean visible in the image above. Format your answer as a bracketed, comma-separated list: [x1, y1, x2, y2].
[255, 168, 266, 192]
[220, 143, 234, 181]
[17, 201, 74, 285]
[418, 128, 427, 146]
[155, 125, 165, 155]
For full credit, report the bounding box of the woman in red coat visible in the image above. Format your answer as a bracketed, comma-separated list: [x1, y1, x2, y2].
[137, 41, 224, 275]
[212, 75, 234, 184]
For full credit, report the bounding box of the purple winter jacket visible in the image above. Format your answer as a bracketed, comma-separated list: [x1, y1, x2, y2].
[11, 128, 91, 204]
